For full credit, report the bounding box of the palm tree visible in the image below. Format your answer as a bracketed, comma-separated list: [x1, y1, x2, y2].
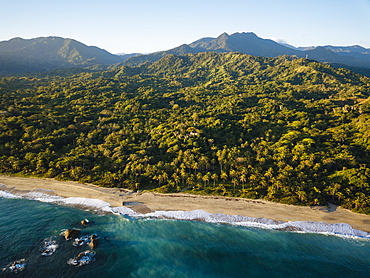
[231, 178, 239, 193]
[211, 173, 218, 187]
[153, 174, 161, 187]
[172, 173, 180, 186]
[240, 174, 247, 191]
[192, 161, 199, 174]
[179, 166, 187, 185]
[202, 173, 210, 188]
[220, 171, 228, 183]
[160, 171, 169, 185]
[186, 174, 195, 188]
[335, 191, 345, 202]
[296, 190, 307, 203]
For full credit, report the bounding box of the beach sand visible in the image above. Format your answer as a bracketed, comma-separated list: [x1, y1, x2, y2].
[1, 175, 369, 232]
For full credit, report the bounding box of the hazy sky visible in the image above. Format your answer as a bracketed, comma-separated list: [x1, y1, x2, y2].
[1, 0, 370, 54]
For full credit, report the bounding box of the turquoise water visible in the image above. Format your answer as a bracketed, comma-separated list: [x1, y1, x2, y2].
[1, 197, 370, 278]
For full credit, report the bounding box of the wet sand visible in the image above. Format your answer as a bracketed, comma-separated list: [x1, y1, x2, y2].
[1, 175, 369, 232]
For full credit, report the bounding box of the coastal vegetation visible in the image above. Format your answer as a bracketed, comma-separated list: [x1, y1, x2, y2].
[0, 52, 369, 214]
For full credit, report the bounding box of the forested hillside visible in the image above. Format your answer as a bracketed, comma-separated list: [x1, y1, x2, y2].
[0, 37, 128, 76]
[123, 32, 370, 76]
[1, 52, 370, 213]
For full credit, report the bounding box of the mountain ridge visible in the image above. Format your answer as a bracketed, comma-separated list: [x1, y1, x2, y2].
[123, 32, 370, 76]
[1, 33, 370, 76]
[0, 36, 133, 76]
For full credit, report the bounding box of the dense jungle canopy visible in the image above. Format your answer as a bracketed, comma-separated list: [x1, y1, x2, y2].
[1, 52, 369, 213]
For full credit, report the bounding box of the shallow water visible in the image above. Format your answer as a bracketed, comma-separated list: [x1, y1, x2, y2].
[0, 197, 370, 277]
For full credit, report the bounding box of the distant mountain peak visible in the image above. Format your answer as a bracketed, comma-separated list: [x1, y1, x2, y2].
[123, 31, 370, 76]
[2, 32, 370, 77]
[218, 32, 230, 38]
[0, 36, 129, 76]
[234, 32, 257, 36]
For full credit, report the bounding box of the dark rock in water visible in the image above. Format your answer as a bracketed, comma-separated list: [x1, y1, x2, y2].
[73, 235, 91, 247]
[67, 250, 96, 267]
[3, 259, 26, 273]
[64, 229, 80, 240]
[89, 234, 98, 249]
[81, 219, 90, 227]
[73, 234, 99, 249]
[41, 238, 59, 256]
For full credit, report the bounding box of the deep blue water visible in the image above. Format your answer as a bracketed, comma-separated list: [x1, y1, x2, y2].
[1, 197, 370, 278]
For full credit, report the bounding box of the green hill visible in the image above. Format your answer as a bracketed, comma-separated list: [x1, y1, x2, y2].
[0, 37, 128, 75]
[1, 52, 369, 213]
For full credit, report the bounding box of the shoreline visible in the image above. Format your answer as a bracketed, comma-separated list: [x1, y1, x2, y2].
[1, 175, 370, 233]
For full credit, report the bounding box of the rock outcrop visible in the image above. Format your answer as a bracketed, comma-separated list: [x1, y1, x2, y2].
[67, 250, 96, 267]
[64, 229, 80, 240]
[88, 234, 98, 249]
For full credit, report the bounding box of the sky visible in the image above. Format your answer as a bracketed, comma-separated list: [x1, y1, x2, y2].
[1, 0, 370, 54]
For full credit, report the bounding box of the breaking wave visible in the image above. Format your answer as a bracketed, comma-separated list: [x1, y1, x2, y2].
[1, 190, 369, 239]
[0, 190, 112, 212]
[0, 190, 21, 199]
[112, 207, 370, 239]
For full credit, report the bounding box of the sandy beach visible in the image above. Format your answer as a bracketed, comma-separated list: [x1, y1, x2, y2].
[1, 175, 369, 232]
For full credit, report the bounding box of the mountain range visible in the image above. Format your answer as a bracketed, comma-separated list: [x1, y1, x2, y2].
[122, 32, 370, 76]
[0, 32, 369, 76]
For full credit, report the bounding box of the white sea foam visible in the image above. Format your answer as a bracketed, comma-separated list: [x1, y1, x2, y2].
[0, 190, 21, 199]
[1, 189, 369, 239]
[60, 197, 112, 212]
[112, 208, 370, 239]
[22, 191, 63, 202]
[67, 250, 96, 267]
[41, 238, 59, 256]
[111, 206, 142, 216]
[1, 190, 112, 211]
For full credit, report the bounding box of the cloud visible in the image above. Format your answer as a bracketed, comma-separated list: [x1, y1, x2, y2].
[268, 37, 288, 44]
